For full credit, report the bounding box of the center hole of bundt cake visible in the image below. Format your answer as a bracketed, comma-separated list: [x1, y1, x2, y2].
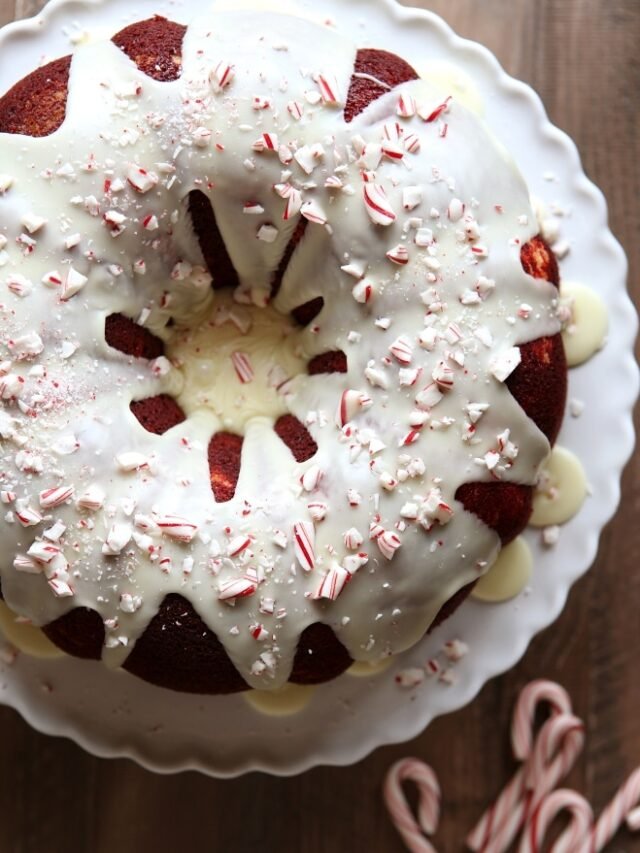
[166, 292, 306, 432]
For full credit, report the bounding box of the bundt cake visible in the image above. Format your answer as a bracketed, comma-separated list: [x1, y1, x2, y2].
[0, 11, 566, 694]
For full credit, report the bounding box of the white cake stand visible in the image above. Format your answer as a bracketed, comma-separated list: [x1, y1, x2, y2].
[0, 0, 636, 777]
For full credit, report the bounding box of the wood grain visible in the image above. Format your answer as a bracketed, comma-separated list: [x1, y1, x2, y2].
[0, 1, 638, 851]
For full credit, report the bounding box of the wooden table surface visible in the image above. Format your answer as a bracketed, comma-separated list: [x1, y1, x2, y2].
[0, 1, 638, 850]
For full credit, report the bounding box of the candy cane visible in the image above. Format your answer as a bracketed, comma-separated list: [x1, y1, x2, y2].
[518, 789, 593, 853]
[589, 767, 640, 851]
[524, 713, 585, 804]
[388, 680, 640, 853]
[511, 680, 573, 761]
[466, 766, 527, 852]
[384, 758, 441, 853]
[468, 714, 584, 852]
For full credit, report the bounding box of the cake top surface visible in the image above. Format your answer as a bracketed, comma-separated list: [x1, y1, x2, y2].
[0, 11, 559, 689]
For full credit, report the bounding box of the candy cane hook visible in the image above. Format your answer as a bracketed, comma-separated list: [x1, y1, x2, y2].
[384, 758, 441, 853]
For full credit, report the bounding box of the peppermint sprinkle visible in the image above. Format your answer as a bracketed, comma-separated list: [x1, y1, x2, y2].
[395, 667, 425, 688]
[316, 73, 342, 106]
[15, 506, 44, 527]
[227, 535, 252, 557]
[218, 576, 257, 602]
[396, 92, 417, 118]
[336, 389, 373, 427]
[419, 95, 452, 123]
[352, 279, 374, 304]
[231, 351, 254, 383]
[76, 484, 105, 511]
[386, 244, 409, 265]
[39, 486, 74, 509]
[126, 164, 158, 194]
[60, 266, 88, 301]
[155, 515, 198, 543]
[300, 464, 323, 492]
[210, 61, 235, 93]
[389, 335, 414, 365]
[116, 451, 149, 472]
[293, 521, 315, 572]
[6, 274, 33, 297]
[48, 579, 74, 598]
[21, 212, 47, 234]
[13, 554, 40, 573]
[253, 133, 278, 152]
[287, 100, 304, 120]
[10, 331, 43, 360]
[102, 523, 132, 556]
[313, 561, 351, 601]
[307, 502, 328, 522]
[363, 183, 396, 226]
[490, 347, 522, 382]
[257, 224, 278, 243]
[404, 133, 421, 154]
[300, 199, 328, 226]
[243, 202, 265, 215]
[343, 527, 364, 550]
[403, 186, 423, 210]
[377, 530, 402, 560]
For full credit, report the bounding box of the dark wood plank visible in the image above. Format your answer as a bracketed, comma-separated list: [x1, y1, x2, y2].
[0, 1, 638, 850]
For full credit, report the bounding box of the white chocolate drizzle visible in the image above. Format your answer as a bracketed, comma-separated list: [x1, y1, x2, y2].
[559, 281, 608, 367]
[0, 601, 65, 658]
[530, 446, 587, 528]
[0, 11, 560, 689]
[471, 536, 532, 603]
[243, 682, 315, 715]
[346, 657, 392, 677]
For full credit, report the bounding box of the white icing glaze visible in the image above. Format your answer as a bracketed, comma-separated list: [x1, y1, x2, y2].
[243, 682, 315, 715]
[559, 281, 608, 367]
[414, 61, 484, 116]
[530, 446, 587, 528]
[168, 293, 306, 432]
[0, 601, 65, 658]
[471, 535, 532, 602]
[346, 656, 392, 677]
[0, 11, 560, 689]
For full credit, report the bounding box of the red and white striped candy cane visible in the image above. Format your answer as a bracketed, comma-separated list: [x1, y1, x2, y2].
[466, 765, 527, 852]
[518, 789, 593, 853]
[384, 758, 441, 853]
[524, 713, 585, 801]
[468, 681, 572, 852]
[511, 680, 573, 761]
[589, 766, 640, 851]
[468, 714, 585, 853]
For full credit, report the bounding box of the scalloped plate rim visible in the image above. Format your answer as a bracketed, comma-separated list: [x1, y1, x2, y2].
[0, 0, 636, 778]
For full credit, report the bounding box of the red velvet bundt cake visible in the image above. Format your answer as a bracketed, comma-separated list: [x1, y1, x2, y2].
[0, 12, 566, 694]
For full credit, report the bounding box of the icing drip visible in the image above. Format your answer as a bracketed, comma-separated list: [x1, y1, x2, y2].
[346, 657, 392, 677]
[471, 536, 532, 602]
[0, 601, 65, 658]
[559, 281, 608, 367]
[0, 11, 560, 689]
[243, 682, 315, 715]
[352, 72, 393, 91]
[530, 446, 587, 528]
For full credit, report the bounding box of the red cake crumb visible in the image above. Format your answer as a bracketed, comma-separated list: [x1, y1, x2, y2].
[105, 313, 164, 360]
[208, 432, 243, 502]
[274, 414, 318, 462]
[130, 396, 186, 435]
